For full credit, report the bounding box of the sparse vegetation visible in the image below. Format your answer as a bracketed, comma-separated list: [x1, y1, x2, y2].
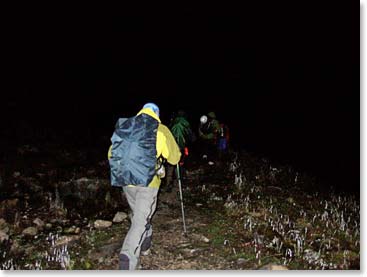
[0, 142, 360, 270]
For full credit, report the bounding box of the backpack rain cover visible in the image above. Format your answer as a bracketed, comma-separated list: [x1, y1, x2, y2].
[109, 113, 158, 187]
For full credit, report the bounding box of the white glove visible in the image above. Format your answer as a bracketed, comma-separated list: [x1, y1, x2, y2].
[157, 165, 165, 178]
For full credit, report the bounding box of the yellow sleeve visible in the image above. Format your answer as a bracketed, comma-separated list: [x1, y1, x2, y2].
[157, 124, 181, 165]
[108, 145, 112, 159]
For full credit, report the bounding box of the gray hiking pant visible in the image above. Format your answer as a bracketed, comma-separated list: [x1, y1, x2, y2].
[120, 186, 159, 270]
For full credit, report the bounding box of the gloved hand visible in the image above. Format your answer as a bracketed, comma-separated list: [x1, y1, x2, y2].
[157, 165, 165, 178]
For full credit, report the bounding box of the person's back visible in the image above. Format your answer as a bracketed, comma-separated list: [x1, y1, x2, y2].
[108, 103, 181, 270]
[170, 110, 193, 152]
[163, 110, 193, 193]
[198, 111, 221, 163]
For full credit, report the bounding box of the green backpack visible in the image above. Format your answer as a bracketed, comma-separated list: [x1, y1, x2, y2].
[170, 116, 192, 150]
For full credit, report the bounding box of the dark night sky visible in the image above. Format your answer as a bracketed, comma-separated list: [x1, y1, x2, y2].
[2, 2, 360, 191]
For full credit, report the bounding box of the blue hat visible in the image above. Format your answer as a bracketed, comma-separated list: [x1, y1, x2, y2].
[143, 103, 160, 117]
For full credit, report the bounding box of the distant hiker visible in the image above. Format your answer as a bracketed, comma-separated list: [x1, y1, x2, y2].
[170, 109, 193, 154]
[198, 111, 221, 163]
[108, 103, 181, 270]
[217, 122, 230, 160]
[164, 110, 193, 195]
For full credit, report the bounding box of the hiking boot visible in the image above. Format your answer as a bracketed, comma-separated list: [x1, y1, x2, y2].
[119, 253, 130, 270]
[140, 236, 152, 255]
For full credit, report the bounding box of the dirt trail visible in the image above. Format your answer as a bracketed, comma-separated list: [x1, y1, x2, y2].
[82, 205, 229, 270]
[138, 201, 232, 270]
[92, 183, 235, 269]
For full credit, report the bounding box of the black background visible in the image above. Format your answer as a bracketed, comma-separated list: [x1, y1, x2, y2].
[2, 2, 360, 192]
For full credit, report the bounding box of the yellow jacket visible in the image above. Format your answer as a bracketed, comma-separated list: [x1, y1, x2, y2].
[108, 108, 181, 188]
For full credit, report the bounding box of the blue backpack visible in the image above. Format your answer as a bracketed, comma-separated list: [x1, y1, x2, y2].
[109, 113, 159, 187]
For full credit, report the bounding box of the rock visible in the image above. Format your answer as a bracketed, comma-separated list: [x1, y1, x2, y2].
[33, 218, 45, 230]
[181, 248, 202, 258]
[87, 169, 96, 175]
[94, 220, 112, 229]
[1, 199, 20, 219]
[259, 264, 288, 270]
[24, 246, 36, 256]
[177, 243, 191, 249]
[36, 173, 46, 178]
[191, 233, 210, 243]
[112, 212, 128, 223]
[64, 226, 81, 234]
[0, 230, 9, 242]
[61, 219, 70, 226]
[237, 258, 247, 265]
[99, 242, 122, 256]
[76, 177, 89, 183]
[186, 218, 194, 224]
[0, 218, 7, 229]
[22, 226, 38, 237]
[55, 235, 81, 246]
[30, 184, 43, 193]
[104, 259, 112, 266]
[0, 226, 9, 234]
[56, 208, 67, 218]
[249, 211, 262, 217]
[286, 197, 294, 204]
[45, 223, 53, 230]
[2, 199, 19, 209]
[10, 240, 20, 254]
[13, 172, 21, 178]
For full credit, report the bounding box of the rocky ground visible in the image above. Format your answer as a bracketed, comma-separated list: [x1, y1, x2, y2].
[0, 141, 360, 270]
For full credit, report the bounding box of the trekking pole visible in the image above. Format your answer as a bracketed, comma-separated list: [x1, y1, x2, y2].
[176, 164, 187, 234]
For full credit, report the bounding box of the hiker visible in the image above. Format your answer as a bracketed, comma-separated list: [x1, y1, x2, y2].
[164, 109, 193, 194]
[170, 109, 193, 155]
[198, 111, 221, 164]
[217, 122, 230, 161]
[108, 103, 181, 270]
